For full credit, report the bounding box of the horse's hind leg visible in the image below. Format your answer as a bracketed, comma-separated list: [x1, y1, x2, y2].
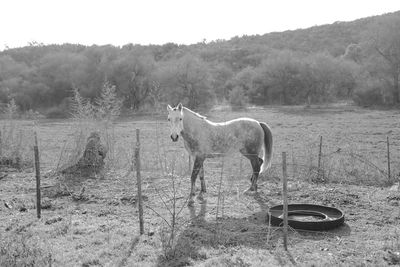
[189, 156, 204, 206]
[197, 167, 206, 201]
[241, 152, 262, 193]
[249, 156, 261, 191]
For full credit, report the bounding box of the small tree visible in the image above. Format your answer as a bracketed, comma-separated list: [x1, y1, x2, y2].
[6, 98, 18, 119]
[105, 52, 155, 110]
[229, 86, 248, 110]
[70, 87, 95, 121]
[164, 54, 214, 109]
[372, 15, 400, 103]
[95, 82, 123, 122]
[342, 44, 362, 64]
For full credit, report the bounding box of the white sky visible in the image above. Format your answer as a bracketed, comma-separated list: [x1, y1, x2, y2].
[1, 0, 400, 50]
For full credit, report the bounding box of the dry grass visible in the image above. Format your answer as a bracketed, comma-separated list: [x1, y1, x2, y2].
[0, 225, 53, 266]
[0, 121, 34, 171]
[0, 100, 35, 171]
[0, 104, 400, 266]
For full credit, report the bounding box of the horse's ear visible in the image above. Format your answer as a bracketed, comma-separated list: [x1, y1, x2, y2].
[177, 103, 183, 111]
[167, 105, 173, 112]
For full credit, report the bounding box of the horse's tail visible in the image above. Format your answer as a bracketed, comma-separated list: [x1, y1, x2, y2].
[260, 122, 273, 173]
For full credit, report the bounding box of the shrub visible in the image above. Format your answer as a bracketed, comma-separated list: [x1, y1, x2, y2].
[228, 86, 248, 110]
[353, 79, 387, 106]
[95, 82, 123, 122]
[70, 87, 95, 121]
[45, 106, 69, 119]
[57, 82, 123, 173]
[5, 98, 19, 119]
[22, 109, 45, 120]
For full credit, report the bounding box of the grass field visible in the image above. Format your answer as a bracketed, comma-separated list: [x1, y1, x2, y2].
[1, 104, 400, 266]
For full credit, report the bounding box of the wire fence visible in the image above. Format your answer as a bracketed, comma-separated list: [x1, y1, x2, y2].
[128, 120, 399, 186]
[1, 113, 399, 258]
[116, 120, 400, 256]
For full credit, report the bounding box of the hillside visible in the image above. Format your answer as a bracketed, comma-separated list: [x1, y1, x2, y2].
[0, 11, 399, 115]
[223, 12, 388, 55]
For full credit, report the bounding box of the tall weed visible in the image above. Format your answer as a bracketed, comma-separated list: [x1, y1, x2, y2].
[57, 83, 123, 173]
[0, 98, 33, 170]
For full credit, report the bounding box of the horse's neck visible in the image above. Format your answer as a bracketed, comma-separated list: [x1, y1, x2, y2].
[183, 108, 206, 133]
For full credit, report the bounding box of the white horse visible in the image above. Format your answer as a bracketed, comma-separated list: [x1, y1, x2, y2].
[167, 103, 273, 206]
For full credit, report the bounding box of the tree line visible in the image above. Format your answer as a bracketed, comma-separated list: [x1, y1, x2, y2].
[0, 11, 399, 117]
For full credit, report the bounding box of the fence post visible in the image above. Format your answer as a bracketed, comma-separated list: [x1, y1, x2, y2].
[0, 130, 2, 157]
[135, 129, 144, 235]
[188, 155, 192, 173]
[34, 132, 41, 219]
[317, 136, 323, 180]
[239, 157, 243, 179]
[282, 152, 288, 251]
[291, 147, 296, 179]
[387, 136, 391, 183]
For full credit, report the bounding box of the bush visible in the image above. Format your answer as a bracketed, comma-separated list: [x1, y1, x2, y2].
[228, 86, 248, 110]
[353, 80, 387, 106]
[57, 82, 123, 173]
[21, 109, 45, 120]
[45, 106, 70, 119]
[249, 51, 358, 105]
[6, 98, 19, 119]
[95, 82, 123, 121]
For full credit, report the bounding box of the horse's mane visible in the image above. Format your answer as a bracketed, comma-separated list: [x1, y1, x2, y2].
[183, 107, 206, 120]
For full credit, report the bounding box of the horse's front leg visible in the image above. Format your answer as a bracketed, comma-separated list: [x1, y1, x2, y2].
[197, 166, 206, 202]
[188, 156, 204, 206]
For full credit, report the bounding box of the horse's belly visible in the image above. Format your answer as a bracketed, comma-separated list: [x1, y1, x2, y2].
[207, 132, 242, 156]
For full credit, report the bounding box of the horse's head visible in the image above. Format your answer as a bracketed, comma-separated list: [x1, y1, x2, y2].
[167, 103, 184, 142]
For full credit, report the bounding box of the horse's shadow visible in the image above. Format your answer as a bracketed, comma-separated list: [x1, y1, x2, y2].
[156, 194, 351, 266]
[156, 199, 272, 266]
[158, 195, 350, 266]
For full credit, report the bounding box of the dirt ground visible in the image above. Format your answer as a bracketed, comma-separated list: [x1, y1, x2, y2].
[1, 104, 400, 266]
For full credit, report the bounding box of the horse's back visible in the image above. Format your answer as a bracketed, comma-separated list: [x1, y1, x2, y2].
[212, 117, 258, 126]
[205, 117, 263, 155]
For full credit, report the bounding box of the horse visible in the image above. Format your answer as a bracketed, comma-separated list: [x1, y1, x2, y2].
[167, 103, 273, 206]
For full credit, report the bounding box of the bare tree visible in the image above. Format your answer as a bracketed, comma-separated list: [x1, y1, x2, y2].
[105, 53, 155, 110]
[175, 55, 211, 108]
[372, 15, 400, 103]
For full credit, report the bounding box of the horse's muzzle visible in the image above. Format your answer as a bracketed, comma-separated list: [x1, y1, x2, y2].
[171, 134, 179, 142]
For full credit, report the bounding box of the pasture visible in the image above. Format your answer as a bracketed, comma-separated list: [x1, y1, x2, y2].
[1, 104, 400, 266]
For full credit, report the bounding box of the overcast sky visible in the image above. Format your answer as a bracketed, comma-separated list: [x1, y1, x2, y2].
[1, 0, 400, 50]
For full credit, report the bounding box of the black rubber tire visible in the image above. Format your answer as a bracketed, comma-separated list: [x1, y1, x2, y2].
[267, 203, 345, 231]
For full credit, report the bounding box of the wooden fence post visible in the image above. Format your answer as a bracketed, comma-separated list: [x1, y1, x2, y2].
[317, 136, 323, 180]
[387, 136, 391, 183]
[135, 129, 144, 235]
[34, 132, 41, 219]
[0, 130, 2, 157]
[291, 147, 296, 179]
[188, 155, 192, 173]
[282, 152, 288, 251]
[239, 157, 243, 179]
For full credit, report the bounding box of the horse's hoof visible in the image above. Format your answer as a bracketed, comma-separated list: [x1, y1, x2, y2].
[197, 194, 205, 202]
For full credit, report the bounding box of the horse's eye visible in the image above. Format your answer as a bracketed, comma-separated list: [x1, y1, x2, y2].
[180, 118, 182, 121]
[168, 118, 170, 121]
